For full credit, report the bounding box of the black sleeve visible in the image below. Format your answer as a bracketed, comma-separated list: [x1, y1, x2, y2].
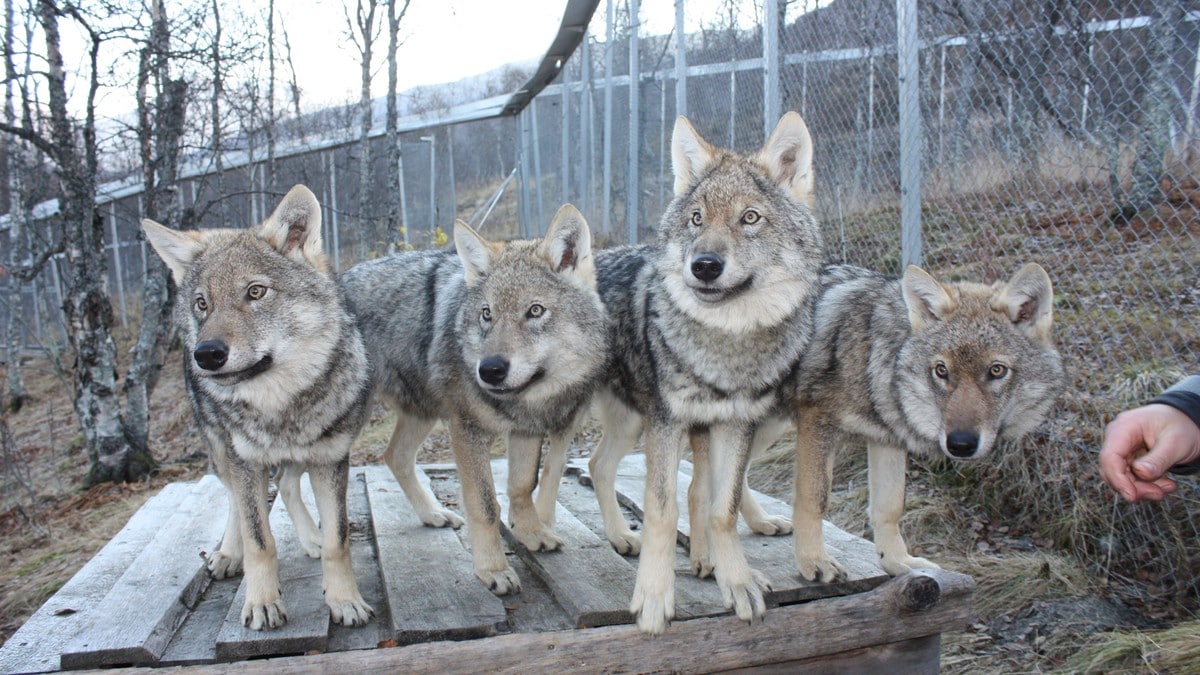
[1148, 375, 1200, 475]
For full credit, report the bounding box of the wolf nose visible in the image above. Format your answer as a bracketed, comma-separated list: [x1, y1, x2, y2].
[690, 253, 724, 282]
[946, 431, 980, 458]
[194, 340, 229, 371]
[478, 356, 510, 386]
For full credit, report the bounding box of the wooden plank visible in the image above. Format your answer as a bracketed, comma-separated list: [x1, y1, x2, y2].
[58, 475, 226, 669]
[326, 468, 392, 653]
[214, 473, 331, 661]
[0, 481, 194, 674]
[144, 569, 974, 675]
[491, 460, 636, 628]
[157, 578, 240, 666]
[364, 465, 509, 645]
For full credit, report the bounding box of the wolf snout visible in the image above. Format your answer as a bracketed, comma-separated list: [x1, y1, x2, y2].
[690, 253, 724, 282]
[945, 430, 980, 458]
[478, 355, 510, 386]
[194, 340, 229, 371]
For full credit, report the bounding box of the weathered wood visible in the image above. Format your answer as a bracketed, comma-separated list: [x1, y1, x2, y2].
[134, 568, 973, 675]
[326, 469, 393, 653]
[733, 635, 942, 674]
[0, 482, 194, 674]
[363, 465, 509, 645]
[57, 475, 226, 669]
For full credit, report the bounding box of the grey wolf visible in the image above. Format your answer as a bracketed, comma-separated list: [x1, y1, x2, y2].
[589, 112, 825, 634]
[142, 185, 374, 630]
[789, 263, 1064, 582]
[340, 205, 607, 595]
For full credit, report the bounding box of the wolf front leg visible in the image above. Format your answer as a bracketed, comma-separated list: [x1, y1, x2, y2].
[792, 405, 847, 582]
[687, 429, 713, 577]
[534, 407, 589, 529]
[507, 430, 564, 551]
[204, 430, 244, 579]
[630, 418, 685, 635]
[588, 390, 645, 555]
[868, 442, 939, 575]
[276, 463, 322, 559]
[226, 455, 288, 630]
[740, 415, 794, 536]
[308, 456, 374, 626]
[382, 408, 464, 529]
[450, 416, 522, 595]
[706, 422, 771, 623]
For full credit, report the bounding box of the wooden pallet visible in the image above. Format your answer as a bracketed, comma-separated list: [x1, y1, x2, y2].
[0, 456, 974, 673]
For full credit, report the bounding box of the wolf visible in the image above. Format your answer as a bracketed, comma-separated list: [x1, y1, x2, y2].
[589, 112, 825, 634]
[788, 263, 1064, 582]
[339, 204, 607, 595]
[141, 185, 374, 630]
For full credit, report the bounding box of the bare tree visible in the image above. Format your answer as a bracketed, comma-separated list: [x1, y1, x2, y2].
[385, 0, 412, 252]
[266, 0, 277, 190]
[347, 0, 380, 258]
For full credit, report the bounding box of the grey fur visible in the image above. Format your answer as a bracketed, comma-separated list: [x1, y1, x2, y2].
[340, 205, 607, 595]
[142, 185, 373, 631]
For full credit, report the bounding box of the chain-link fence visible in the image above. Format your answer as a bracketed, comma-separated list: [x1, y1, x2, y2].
[4, 0, 1199, 611]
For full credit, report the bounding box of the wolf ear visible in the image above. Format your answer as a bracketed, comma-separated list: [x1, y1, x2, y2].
[454, 220, 498, 286]
[757, 111, 815, 207]
[540, 204, 595, 284]
[672, 116, 716, 196]
[902, 265, 956, 330]
[259, 185, 326, 268]
[992, 263, 1054, 344]
[141, 219, 205, 285]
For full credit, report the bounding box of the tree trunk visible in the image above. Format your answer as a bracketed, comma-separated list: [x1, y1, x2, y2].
[266, 0, 277, 191]
[384, 0, 411, 252]
[4, 0, 27, 411]
[355, 0, 377, 258]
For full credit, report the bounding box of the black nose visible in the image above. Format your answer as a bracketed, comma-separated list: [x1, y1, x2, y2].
[946, 431, 980, 458]
[691, 253, 724, 282]
[478, 356, 509, 386]
[194, 340, 229, 371]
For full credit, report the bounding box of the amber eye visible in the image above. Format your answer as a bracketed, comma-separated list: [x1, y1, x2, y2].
[741, 209, 761, 225]
[690, 211, 703, 226]
[988, 363, 1009, 380]
[246, 284, 268, 301]
[481, 307, 492, 323]
[527, 304, 545, 318]
[194, 296, 208, 312]
[933, 362, 949, 380]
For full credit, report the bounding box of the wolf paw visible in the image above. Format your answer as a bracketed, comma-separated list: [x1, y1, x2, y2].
[690, 553, 715, 579]
[630, 577, 675, 635]
[796, 552, 847, 583]
[478, 566, 522, 596]
[881, 553, 941, 577]
[298, 533, 322, 560]
[513, 524, 564, 552]
[327, 595, 374, 627]
[419, 506, 465, 530]
[718, 568, 771, 622]
[606, 527, 641, 557]
[242, 597, 288, 630]
[206, 551, 243, 579]
[747, 514, 793, 536]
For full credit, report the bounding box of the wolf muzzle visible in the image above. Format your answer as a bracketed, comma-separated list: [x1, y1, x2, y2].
[478, 355, 510, 386]
[690, 253, 724, 282]
[945, 430, 980, 458]
[195, 340, 229, 371]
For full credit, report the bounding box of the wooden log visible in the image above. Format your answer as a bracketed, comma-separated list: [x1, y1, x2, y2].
[135, 568, 973, 675]
[57, 475, 226, 669]
[363, 465, 509, 645]
[0, 481, 194, 674]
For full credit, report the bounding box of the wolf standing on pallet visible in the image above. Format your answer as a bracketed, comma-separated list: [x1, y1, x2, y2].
[141, 185, 374, 630]
[591, 112, 824, 634]
[340, 205, 607, 596]
[789, 263, 1064, 582]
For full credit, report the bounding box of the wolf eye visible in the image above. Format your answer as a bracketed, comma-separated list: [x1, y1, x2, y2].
[690, 211, 703, 226]
[933, 362, 949, 380]
[741, 209, 761, 225]
[481, 307, 492, 323]
[194, 296, 208, 313]
[527, 304, 545, 319]
[988, 363, 1009, 380]
[246, 284, 268, 301]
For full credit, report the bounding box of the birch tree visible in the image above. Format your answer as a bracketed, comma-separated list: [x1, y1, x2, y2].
[347, 0, 380, 258]
[385, 0, 412, 252]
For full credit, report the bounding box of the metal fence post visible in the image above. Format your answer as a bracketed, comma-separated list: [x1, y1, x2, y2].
[763, 0, 781, 136]
[627, 0, 640, 244]
[602, 0, 615, 239]
[675, 0, 687, 119]
[897, 0, 922, 268]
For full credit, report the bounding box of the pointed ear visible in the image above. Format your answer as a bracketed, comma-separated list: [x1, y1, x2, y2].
[141, 218, 205, 285]
[539, 204, 594, 284]
[902, 265, 956, 330]
[672, 116, 716, 196]
[757, 111, 815, 206]
[258, 185, 325, 267]
[454, 219, 497, 286]
[992, 263, 1054, 344]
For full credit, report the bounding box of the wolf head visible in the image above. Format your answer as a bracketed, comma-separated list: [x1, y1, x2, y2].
[455, 204, 607, 407]
[142, 185, 346, 408]
[659, 112, 824, 333]
[896, 263, 1064, 460]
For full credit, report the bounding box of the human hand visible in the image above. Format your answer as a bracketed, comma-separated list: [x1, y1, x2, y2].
[1099, 404, 1200, 502]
